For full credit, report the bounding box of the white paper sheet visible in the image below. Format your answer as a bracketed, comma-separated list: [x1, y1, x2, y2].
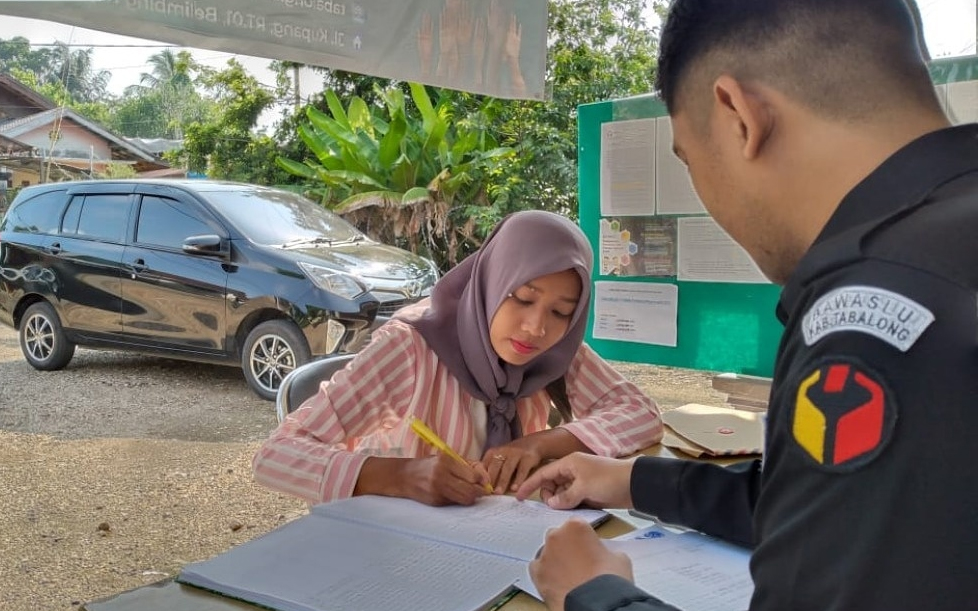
[677, 217, 769, 284]
[600, 119, 657, 216]
[609, 527, 754, 611]
[655, 117, 708, 215]
[519, 526, 753, 611]
[314, 495, 607, 562]
[592, 281, 678, 346]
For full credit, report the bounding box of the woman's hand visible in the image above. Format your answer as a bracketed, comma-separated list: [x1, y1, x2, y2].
[400, 454, 490, 506]
[483, 428, 592, 495]
[482, 438, 545, 494]
[355, 454, 489, 506]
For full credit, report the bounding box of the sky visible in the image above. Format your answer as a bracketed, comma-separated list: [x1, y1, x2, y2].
[0, 0, 975, 130]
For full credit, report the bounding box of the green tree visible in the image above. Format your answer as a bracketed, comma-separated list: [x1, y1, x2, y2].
[180, 59, 286, 183]
[277, 83, 513, 268]
[109, 90, 171, 138]
[0, 36, 55, 76]
[44, 42, 111, 104]
[97, 162, 138, 179]
[282, 0, 662, 231]
[7, 68, 112, 125]
[136, 48, 194, 91]
[112, 49, 212, 138]
[1, 37, 114, 114]
[489, 0, 663, 218]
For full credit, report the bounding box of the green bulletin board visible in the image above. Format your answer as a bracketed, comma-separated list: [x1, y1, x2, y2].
[580, 54, 978, 378]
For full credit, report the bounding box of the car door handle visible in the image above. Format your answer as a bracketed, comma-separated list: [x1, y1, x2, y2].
[48, 242, 62, 255]
[129, 259, 148, 274]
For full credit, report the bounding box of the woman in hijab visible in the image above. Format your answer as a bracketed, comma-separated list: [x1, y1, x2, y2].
[253, 211, 663, 506]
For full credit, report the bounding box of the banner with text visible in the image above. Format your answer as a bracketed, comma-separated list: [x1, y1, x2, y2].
[0, 0, 548, 100]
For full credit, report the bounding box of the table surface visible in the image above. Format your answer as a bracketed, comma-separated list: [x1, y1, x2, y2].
[82, 444, 749, 611]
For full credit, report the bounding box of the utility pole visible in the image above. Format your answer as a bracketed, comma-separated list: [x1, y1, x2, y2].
[293, 63, 301, 112]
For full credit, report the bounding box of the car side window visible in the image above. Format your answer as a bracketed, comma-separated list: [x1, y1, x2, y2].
[74, 195, 131, 243]
[61, 198, 82, 234]
[135, 195, 216, 250]
[1, 190, 66, 234]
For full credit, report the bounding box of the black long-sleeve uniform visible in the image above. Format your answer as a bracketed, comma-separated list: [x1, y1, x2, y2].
[566, 125, 978, 611]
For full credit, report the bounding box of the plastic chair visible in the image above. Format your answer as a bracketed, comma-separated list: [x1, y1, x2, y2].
[275, 353, 356, 423]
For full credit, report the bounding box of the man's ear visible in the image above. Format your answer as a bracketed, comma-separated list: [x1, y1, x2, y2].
[712, 74, 774, 160]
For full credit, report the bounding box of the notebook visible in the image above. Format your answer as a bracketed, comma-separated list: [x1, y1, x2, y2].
[176, 494, 607, 611]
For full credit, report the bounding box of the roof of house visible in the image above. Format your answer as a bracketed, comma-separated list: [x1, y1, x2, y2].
[0, 73, 58, 113]
[137, 166, 188, 178]
[0, 107, 164, 166]
[0, 132, 32, 154]
[125, 137, 184, 154]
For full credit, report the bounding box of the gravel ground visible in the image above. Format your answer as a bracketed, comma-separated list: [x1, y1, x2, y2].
[0, 323, 727, 611]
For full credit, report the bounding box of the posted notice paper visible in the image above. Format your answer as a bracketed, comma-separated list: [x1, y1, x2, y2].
[677, 217, 769, 284]
[593, 281, 678, 347]
[600, 119, 657, 217]
[654, 117, 708, 215]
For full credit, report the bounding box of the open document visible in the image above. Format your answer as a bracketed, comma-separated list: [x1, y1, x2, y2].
[177, 495, 606, 611]
[519, 525, 753, 611]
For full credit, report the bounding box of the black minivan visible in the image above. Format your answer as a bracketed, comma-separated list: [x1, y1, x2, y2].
[0, 180, 438, 399]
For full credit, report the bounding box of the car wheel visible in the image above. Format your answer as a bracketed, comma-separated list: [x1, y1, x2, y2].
[19, 302, 76, 371]
[241, 320, 312, 401]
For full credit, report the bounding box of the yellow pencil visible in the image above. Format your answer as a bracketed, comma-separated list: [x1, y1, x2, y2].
[410, 417, 493, 493]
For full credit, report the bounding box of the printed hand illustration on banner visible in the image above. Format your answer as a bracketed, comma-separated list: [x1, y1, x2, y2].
[486, 0, 525, 96]
[472, 16, 487, 86]
[435, 0, 458, 77]
[419, 0, 525, 94]
[486, 0, 507, 87]
[418, 12, 434, 77]
[434, 0, 477, 80]
[504, 13, 525, 95]
[455, 1, 474, 78]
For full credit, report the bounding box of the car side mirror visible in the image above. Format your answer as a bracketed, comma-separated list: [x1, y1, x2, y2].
[182, 234, 229, 258]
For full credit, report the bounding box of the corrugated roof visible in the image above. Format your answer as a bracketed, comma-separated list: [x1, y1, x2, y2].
[0, 108, 159, 163]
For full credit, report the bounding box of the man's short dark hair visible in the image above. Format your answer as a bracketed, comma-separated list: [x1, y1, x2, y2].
[654, 0, 939, 120]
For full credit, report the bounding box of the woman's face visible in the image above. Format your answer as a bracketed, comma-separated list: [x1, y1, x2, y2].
[489, 269, 583, 366]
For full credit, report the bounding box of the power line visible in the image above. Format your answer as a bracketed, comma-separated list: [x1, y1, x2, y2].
[16, 43, 180, 48]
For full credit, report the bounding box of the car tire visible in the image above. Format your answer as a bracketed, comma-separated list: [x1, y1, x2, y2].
[19, 302, 76, 371]
[241, 320, 312, 401]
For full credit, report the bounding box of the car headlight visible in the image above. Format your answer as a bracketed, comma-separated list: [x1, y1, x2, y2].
[298, 262, 369, 300]
[422, 258, 440, 296]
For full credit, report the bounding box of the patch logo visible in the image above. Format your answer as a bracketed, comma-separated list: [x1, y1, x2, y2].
[792, 360, 896, 470]
[802, 286, 934, 352]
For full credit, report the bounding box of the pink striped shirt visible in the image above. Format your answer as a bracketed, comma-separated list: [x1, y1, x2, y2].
[252, 319, 663, 503]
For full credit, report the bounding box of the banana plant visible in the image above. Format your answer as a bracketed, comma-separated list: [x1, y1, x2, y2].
[277, 83, 514, 268]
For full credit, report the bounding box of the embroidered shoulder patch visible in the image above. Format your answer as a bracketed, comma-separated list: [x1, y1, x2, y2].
[802, 285, 934, 351]
[790, 359, 896, 471]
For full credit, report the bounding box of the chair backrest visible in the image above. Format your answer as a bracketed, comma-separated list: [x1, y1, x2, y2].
[275, 353, 357, 423]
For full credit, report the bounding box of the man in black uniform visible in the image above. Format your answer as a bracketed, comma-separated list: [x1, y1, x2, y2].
[516, 1, 978, 610]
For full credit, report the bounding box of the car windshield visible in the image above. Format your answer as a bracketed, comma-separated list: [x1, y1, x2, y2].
[204, 187, 365, 246]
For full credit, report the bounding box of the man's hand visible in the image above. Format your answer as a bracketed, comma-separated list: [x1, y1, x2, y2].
[530, 519, 634, 611]
[516, 452, 635, 510]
